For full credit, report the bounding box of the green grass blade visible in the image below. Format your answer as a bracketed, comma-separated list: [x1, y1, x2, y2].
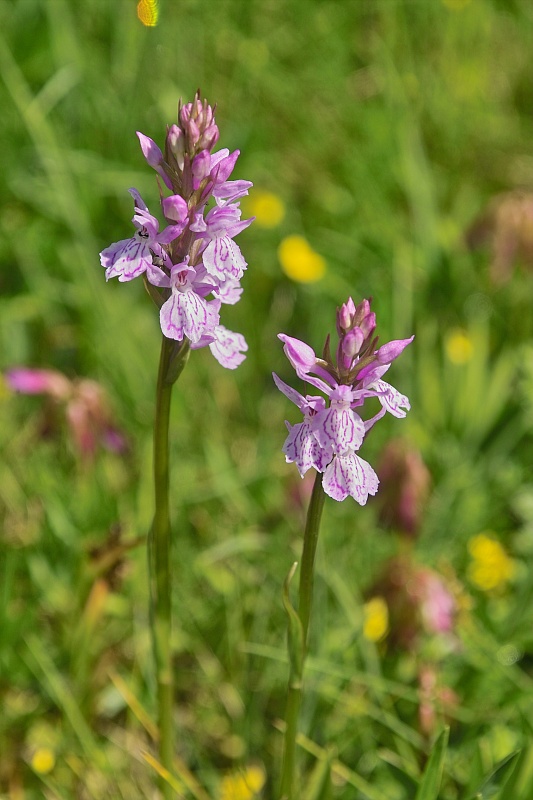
[466, 750, 520, 800]
[415, 727, 449, 800]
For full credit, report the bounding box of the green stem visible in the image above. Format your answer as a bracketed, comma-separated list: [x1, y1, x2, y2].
[280, 472, 326, 800]
[149, 335, 189, 798]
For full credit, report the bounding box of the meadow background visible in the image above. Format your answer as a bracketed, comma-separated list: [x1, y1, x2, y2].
[1, 0, 533, 797]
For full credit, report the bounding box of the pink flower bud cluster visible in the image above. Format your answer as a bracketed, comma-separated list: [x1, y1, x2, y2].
[273, 297, 413, 504]
[99, 93, 254, 369]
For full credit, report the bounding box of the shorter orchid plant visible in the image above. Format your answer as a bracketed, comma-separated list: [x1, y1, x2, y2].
[274, 296, 413, 503]
[275, 298, 413, 799]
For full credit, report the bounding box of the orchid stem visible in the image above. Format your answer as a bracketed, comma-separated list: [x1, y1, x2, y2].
[280, 471, 326, 800]
[149, 334, 189, 798]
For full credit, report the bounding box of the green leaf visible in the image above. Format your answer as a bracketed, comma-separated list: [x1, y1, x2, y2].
[415, 727, 449, 800]
[303, 750, 334, 800]
[465, 750, 520, 800]
[282, 562, 304, 683]
[463, 743, 485, 799]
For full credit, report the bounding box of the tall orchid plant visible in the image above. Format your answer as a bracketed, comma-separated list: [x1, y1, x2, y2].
[99, 94, 253, 795]
[274, 298, 413, 798]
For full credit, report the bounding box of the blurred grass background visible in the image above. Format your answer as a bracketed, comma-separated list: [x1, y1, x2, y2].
[1, 0, 533, 797]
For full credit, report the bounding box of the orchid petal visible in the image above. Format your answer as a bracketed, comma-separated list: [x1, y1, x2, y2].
[207, 326, 248, 369]
[322, 453, 379, 504]
[312, 405, 365, 455]
[159, 289, 211, 343]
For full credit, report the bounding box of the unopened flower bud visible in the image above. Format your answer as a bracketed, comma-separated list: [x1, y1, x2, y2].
[337, 297, 356, 333]
[360, 311, 376, 339]
[343, 327, 365, 359]
[199, 123, 220, 152]
[179, 100, 197, 126]
[185, 118, 200, 147]
[354, 297, 370, 322]
[179, 98, 217, 154]
[167, 124, 185, 168]
[191, 150, 211, 188]
[162, 194, 188, 223]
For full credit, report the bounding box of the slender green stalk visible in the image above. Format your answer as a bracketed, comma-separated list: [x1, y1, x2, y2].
[280, 472, 326, 800]
[149, 334, 189, 798]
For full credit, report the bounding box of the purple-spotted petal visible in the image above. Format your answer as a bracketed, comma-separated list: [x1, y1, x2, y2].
[283, 421, 331, 477]
[207, 326, 248, 369]
[159, 290, 211, 343]
[312, 406, 365, 455]
[272, 373, 308, 410]
[215, 276, 243, 305]
[373, 379, 410, 418]
[322, 453, 379, 504]
[203, 236, 247, 280]
[100, 236, 152, 282]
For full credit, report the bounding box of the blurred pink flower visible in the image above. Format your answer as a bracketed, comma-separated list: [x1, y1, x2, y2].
[417, 569, 455, 635]
[5, 368, 126, 460]
[376, 439, 431, 538]
[418, 664, 459, 738]
[6, 368, 71, 399]
[366, 556, 456, 648]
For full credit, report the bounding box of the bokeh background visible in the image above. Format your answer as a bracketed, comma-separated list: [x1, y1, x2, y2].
[1, 0, 533, 797]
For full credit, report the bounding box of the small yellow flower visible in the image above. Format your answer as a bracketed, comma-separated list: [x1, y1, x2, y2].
[278, 235, 326, 283]
[220, 764, 266, 800]
[137, 0, 159, 26]
[246, 191, 285, 228]
[363, 597, 389, 643]
[467, 533, 516, 592]
[31, 747, 56, 775]
[445, 329, 474, 364]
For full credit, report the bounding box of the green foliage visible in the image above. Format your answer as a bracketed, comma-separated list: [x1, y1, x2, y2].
[465, 749, 520, 800]
[415, 727, 449, 800]
[1, 0, 533, 797]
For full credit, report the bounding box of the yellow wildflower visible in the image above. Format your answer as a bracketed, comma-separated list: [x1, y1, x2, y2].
[363, 596, 389, 643]
[31, 747, 56, 775]
[445, 329, 474, 364]
[137, 0, 159, 26]
[467, 533, 516, 592]
[278, 235, 326, 283]
[220, 764, 266, 800]
[245, 190, 285, 228]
